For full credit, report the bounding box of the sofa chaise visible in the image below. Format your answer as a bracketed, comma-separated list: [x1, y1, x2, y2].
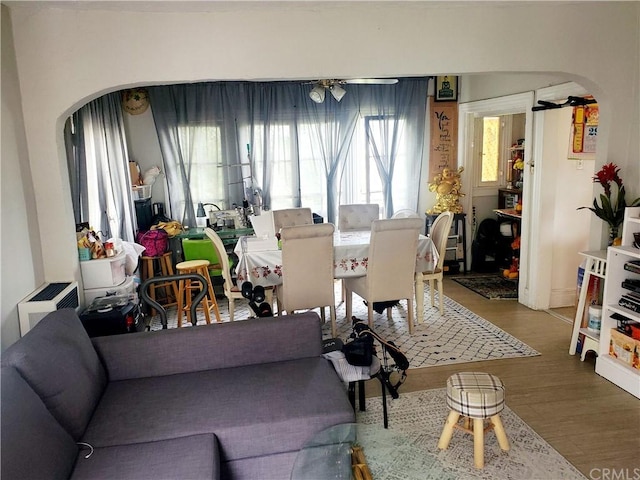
[1, 308, 355, 479]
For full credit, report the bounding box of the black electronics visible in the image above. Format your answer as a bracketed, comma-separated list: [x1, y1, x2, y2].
[80, 295, 143, 337]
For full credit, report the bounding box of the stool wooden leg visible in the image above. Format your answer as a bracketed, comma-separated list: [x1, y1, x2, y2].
[491, 414, 510, 451]
[187, 278, 199, 325]
[205, 274, 221, 323]
[437, 410, 460, 450]
[197, 275, 212, 325]
[177, 279, 186, 328]
[160, 254, 179, 306]
[473, 417, 484, 469]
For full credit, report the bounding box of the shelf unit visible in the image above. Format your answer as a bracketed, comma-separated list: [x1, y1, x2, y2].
[568, 250, 607, 360]
[596, 206, 640, 398]
[507, 145, 524, 188]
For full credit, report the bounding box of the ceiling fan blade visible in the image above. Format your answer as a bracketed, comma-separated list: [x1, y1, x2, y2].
[343, 78, 399, 85]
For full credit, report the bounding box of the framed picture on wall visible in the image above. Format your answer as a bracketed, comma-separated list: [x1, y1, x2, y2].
[435, 76, 458, 102]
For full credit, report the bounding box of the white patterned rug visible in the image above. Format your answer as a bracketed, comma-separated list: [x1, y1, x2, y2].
[356, 388, 587, 480]
[148, 283, 539, 369]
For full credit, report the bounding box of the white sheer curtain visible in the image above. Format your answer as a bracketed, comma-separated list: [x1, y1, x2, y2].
[65, 93, 136, 241]
[148, 79, 429, 227]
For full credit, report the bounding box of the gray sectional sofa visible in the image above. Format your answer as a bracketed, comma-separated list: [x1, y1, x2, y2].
[1, 308, 355, 479]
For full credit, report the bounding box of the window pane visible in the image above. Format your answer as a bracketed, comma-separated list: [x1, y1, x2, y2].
[481, 117, 500, 183]
[177, 124, 224, 212]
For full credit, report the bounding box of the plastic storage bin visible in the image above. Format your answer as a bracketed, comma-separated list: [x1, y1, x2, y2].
[132, 184, 151, 200]
[80, 250, 126, 290]
[83, 275, 136, 305]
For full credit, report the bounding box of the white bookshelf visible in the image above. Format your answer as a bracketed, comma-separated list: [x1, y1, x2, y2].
[595, 206, 640, 398]
[569, 250, 607, 358]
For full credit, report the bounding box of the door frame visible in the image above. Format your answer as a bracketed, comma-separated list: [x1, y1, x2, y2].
[458, 92, 535, 307]
[528, 82, 588, 309]
[459, 84, 590, 310]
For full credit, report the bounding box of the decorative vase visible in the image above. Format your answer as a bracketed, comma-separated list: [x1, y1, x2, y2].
[608, 225, 621, 246]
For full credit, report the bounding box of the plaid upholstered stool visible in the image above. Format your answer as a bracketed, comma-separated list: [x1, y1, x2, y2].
[437, 372, 510, 468]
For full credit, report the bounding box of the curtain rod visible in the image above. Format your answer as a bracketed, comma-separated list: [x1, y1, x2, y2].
[532, 96, 596, 112]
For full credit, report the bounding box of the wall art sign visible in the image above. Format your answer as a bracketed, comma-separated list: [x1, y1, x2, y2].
[429, 97, 458, 181]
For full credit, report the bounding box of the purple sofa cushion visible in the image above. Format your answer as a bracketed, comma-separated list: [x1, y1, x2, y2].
[82, 357, 355, 462]
[91, 313, 323, 380]
[1, 309, 107, 439]
[71, 434, 219, 480]
[1, 366, 78, 479]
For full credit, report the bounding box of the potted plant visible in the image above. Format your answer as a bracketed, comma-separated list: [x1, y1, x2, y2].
[578, 162, 640, 245]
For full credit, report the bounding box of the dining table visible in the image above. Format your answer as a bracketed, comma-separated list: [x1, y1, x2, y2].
[235, 229, 435, 297]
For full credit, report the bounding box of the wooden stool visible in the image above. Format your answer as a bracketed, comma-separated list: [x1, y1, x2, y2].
[140, 252, 179, 316]
[175, 259, 221, 327]
[437, 372, 510, 469]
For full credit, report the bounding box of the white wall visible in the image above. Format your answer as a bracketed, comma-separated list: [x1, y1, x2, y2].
[122, 108, 167, 208]
[1, 5, 44, 349]
[2, 1, 639, 348]
[545, 108, 596, 307]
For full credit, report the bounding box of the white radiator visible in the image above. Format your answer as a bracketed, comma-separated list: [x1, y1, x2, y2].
[18, 282, 79, 336]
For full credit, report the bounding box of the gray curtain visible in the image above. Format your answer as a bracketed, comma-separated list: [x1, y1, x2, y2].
[148, 79, 428, 227]
[359, 78, 428, 216]
[65, 93, 136, 241]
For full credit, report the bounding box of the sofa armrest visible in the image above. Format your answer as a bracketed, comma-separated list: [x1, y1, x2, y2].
[92, 312, 323, 381]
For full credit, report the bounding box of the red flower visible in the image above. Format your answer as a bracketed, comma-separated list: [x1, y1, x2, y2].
[593, 162, 623, 196]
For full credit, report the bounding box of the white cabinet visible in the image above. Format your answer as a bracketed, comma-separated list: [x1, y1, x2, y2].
[595, 207, 640, 398]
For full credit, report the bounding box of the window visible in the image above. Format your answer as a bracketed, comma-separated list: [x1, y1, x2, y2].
[479, 116, 500, 185]
[176, 124, 225, 213]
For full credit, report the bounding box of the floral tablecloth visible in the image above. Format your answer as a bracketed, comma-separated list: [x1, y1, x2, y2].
[234, 230, 438, 288]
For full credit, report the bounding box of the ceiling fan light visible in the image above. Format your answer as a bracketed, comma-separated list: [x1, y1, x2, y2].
[309, 85, 325, 103]
[330, 84, 346, 102]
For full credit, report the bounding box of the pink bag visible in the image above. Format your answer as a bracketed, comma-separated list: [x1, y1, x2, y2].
[136, 229, 169, 257]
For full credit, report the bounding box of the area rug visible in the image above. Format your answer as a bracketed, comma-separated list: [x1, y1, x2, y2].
[356, 388, 587, 480]
[148, 284, 539, 369]
[453, 275, 519, 300]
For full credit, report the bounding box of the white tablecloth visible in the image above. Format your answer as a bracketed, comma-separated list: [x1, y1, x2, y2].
[234, 230, 438, 288]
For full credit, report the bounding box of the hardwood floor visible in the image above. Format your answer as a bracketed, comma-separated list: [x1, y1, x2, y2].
[364, 277, 640, 478]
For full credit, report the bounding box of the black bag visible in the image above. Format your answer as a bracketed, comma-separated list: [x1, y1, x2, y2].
[342, 335, 374, 366]
[350, 317, 409, 398]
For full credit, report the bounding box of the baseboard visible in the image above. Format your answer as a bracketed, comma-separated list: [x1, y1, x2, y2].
[549, 288, 577, 309]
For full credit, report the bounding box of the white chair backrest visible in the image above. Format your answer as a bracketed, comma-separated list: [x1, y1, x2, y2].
[272, 208, 313, 233]
[391, 209, 420, 219]
[338, 204, 380, 231]
[430, 212, 454, 270]
[365, 218, 422, 301]
[204, 227, 233, 294]
[280, 223, 335, 312]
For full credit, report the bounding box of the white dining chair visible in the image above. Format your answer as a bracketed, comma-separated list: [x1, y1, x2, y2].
[272, 208, 314, 233]
[415, 211, 454, 322]
[392, 209, 420, 219]
[277, 223, 338, 336]
[344, 217, 422, 334]
[204, 227, 273, 321]
[337, 204, 380, 301]
[338, 204, 380, 232]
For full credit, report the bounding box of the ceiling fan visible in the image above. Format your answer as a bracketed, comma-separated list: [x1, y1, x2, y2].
[307, 78, 399, 103]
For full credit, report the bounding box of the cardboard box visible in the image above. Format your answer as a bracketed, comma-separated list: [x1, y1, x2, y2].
[609, 328, 635, 366]
[129, 162, 141, 186]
